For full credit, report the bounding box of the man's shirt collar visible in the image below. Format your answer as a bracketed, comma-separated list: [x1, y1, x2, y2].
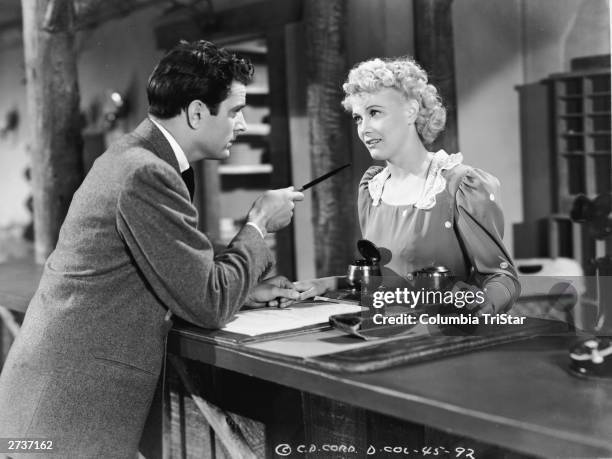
[149, 116, 190, 173]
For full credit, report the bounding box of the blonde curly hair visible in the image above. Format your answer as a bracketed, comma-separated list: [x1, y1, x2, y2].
[342, 57, 446, 145]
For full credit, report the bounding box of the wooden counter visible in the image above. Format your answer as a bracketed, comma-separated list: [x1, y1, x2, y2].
[169, 323, 612, 458]
[1, 258, 611, 458]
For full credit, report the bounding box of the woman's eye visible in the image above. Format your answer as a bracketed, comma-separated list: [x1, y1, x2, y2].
[369, 109, 380, 117]
[352, 116, 362, 124]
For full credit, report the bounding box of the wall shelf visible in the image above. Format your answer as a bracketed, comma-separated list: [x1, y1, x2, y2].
[191, 33, 294, 277]
[551, 67, 611, 213]
[513, 58, 611, 266]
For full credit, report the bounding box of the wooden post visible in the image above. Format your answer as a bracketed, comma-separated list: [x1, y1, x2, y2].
[304, 0, 355, 277]
[21, 0, 83, 263]
[414, 0, 459, 154]
[302, 5, 368, 449]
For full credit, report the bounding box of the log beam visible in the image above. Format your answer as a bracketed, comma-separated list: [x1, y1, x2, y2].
[21, 0, 83, 262]
[304, 0, 354, 277]
[414, 0, 459, 153]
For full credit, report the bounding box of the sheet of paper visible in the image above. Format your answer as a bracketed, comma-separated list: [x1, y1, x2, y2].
[222, 300, 364, 336]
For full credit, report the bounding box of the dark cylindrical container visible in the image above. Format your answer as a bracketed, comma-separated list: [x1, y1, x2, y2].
[346, 239, 382, 290]
[412, 266, 451, 291]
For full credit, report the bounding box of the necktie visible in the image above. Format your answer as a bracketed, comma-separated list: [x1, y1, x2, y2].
[181, 167, 195, 201]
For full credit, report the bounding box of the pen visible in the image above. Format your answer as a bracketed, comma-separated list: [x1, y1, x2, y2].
[297, 163, 351, 192]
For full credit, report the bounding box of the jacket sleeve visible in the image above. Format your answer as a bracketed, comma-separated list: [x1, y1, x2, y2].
[115, 160, 274, 329]
[453, 167, 521, 312]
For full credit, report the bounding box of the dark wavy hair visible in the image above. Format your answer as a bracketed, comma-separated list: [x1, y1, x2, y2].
[147, 40, 254, 118]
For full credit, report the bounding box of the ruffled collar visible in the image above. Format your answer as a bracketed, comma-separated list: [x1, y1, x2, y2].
[368, 150, 463, 209]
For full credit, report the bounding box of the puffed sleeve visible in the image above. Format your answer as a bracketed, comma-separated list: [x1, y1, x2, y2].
[358, 165, 384, 234]
[453, 167, 520, 312]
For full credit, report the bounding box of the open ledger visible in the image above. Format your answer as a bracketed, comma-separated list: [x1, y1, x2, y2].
[221, 299, 364, 336]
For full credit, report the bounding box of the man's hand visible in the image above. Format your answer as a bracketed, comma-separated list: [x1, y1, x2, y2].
[292, 277, 338, 301]
[244, 275, 301, 308]
[247, 187, 304, 234]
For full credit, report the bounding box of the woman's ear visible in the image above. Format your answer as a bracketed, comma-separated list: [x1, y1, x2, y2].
[186, 100, 208, 129]
[405, 99, 419, 124]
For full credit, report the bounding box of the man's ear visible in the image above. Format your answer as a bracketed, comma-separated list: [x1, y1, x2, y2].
[186, 100, 208, 129]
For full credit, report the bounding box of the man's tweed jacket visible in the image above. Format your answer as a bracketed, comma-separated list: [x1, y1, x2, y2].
[0, 119, 273, 457]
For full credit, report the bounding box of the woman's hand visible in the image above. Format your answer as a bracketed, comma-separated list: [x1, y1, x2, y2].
[450, 281, 494, 315]
[292, 277, 338, 301]
[244, 275, 301, 308]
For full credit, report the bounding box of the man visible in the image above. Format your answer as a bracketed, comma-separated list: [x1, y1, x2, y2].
[0, 40, 303, 457]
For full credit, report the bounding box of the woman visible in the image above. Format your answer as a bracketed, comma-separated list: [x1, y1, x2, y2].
[298, 57, 519, 314]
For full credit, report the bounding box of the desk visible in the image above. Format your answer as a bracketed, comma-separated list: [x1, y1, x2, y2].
[1, 259, 611, 458]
